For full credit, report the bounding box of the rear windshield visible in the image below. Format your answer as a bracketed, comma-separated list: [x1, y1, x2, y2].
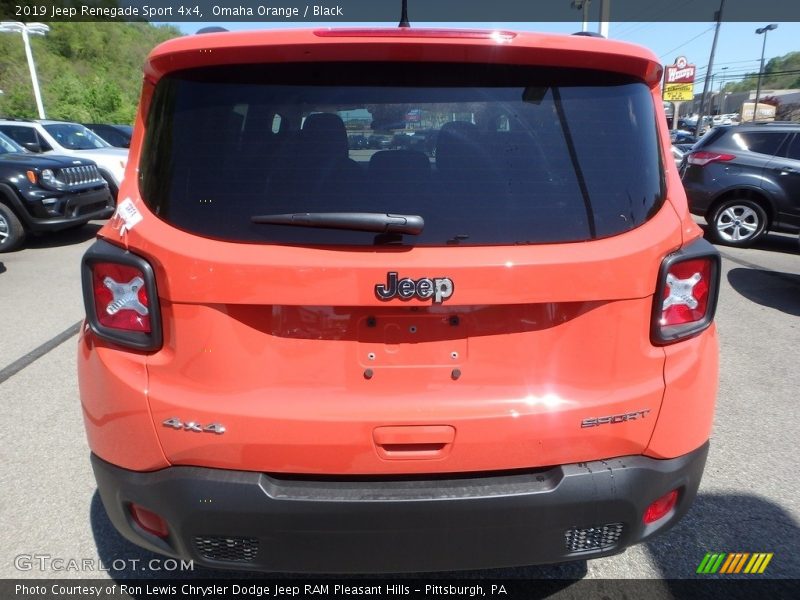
[140, 63, 664, 246]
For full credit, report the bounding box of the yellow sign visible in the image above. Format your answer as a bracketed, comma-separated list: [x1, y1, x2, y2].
[663, 83, 694, 101]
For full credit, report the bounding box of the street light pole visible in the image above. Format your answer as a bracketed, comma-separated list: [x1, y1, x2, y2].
[0, 21, 50, 119]
[718, 66, 728, 115]
[753, 24, 777, 121]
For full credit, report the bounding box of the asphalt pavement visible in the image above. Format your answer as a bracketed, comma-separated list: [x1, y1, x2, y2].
[0, 223, 798, 582]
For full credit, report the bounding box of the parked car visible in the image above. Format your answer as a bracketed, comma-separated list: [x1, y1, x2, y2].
[0, 119, 127, 200]
[0, 132, 113, 252]
[347, 133, 368, 150]
[79, 27, 719, 573]
[670, 130, 697, 145]
[83, 123, 133, 148]
[681, 122, 800, 247]
[366, 134, 391, 149]
[671, 145, 685, 168]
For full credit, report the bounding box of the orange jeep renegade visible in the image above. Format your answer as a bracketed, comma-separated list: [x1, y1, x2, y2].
[78, 27, 720, 572]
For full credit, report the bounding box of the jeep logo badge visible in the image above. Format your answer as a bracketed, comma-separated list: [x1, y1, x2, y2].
[375, 272, 454, 304]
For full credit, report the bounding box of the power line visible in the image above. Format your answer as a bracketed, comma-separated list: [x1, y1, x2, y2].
[658, 26, 716, 60]
[615, 0, 696, 38]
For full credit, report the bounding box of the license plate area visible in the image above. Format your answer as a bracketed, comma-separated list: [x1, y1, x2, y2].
[357, 313, 467, 367]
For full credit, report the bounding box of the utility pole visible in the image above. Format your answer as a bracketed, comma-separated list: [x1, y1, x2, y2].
[571, 0, 591, 32]
[598, 0, 610, 37]
[695, 0, 725, 138]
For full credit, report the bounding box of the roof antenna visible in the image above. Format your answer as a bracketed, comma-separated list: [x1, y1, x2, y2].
[398, 0, 410, 28]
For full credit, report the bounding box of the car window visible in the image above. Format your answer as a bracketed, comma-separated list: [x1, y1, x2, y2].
[783, 134, 800, 161]
[730, 131, 787, 156]
[93, 127, 126, 147]
[42, 124, 110, 150]
[0, 132, 25, 154]
[141, 63, 664, 247]
[0, 125, 36, 146]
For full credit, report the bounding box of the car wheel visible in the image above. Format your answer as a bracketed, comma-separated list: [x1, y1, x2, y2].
[0, 203, 25, 253]
[708, 199, 767, 247]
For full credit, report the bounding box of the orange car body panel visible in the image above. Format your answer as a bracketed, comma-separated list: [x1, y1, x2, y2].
[80, 28, 717, 476]
[646, 327, 720, 458]
[77, 330, 169, 471]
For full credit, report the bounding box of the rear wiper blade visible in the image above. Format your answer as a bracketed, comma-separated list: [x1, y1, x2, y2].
[251, 212, 423, 235]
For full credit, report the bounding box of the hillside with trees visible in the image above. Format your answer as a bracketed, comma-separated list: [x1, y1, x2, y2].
[0, 22, 181, 123]
[724, 51, 800, 93]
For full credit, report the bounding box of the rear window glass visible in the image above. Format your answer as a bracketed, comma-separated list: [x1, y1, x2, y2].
[140, 63, 664, 246]
[730, 131, 787, 156]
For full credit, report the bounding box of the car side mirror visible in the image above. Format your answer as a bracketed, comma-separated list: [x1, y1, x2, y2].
[23, 142, 42, 153]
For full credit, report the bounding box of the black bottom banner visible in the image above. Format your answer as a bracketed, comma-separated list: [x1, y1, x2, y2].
[3, 579, 798, 600]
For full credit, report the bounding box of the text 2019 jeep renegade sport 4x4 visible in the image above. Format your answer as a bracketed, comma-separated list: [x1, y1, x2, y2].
[78, 28, 720, 573]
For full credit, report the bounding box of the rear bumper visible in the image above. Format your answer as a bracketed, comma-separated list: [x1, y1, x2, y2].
[92, 443, 708, 573]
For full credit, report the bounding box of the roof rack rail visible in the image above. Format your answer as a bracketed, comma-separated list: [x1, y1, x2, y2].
[750, 120, 798, 125]
[572, 31, 605, 38]
[0, 117, 35, 122]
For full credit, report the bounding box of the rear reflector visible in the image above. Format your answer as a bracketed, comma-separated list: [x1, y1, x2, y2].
[643, 490, 679, 524]
[130, 504, 169, 538]
[686, 151, 736, 167]
[651, 239, 720, 345]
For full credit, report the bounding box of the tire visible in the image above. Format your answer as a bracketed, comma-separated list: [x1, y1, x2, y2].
[0, 203, 25, 253]
[707, 198, 767, 248]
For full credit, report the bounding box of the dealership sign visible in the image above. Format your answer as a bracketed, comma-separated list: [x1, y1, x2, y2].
[663, 56, 696, 102]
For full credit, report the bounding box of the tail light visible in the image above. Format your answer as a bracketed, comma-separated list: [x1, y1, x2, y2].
[651, 239, 720, 345]
[81, 240, 162, 351]
[686, 151, 736, 167]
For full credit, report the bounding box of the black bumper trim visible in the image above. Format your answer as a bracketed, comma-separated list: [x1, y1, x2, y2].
[91, 443, 709, 573]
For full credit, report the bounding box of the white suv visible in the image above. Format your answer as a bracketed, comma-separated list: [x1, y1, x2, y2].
[0, 119, 128, 199]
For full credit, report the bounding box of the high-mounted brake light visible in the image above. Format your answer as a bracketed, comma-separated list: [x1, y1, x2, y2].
[651, 240, 720, 345]
[314, 28, 517, 41]
[686, 151, 736, 167]
[81, 240, 162, 351]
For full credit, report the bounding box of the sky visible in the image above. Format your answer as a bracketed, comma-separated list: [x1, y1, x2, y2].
[171, 20, 799, 90]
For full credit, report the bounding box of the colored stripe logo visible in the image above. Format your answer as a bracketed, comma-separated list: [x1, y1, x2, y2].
[697, 552, 773, 574]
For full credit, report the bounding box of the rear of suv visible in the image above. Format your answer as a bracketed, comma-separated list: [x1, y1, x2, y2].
[681, 122, 800, 247]
[78, 28, 720, 573]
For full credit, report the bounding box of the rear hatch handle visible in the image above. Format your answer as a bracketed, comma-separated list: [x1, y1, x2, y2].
[252, 212, 424, 235]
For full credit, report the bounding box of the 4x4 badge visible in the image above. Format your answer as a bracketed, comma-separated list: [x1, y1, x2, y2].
[375, 272, 454, 304]
[162, 418, 225, 434]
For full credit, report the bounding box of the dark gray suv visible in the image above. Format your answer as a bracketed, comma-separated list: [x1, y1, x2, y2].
[681, 122, 800, 247]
